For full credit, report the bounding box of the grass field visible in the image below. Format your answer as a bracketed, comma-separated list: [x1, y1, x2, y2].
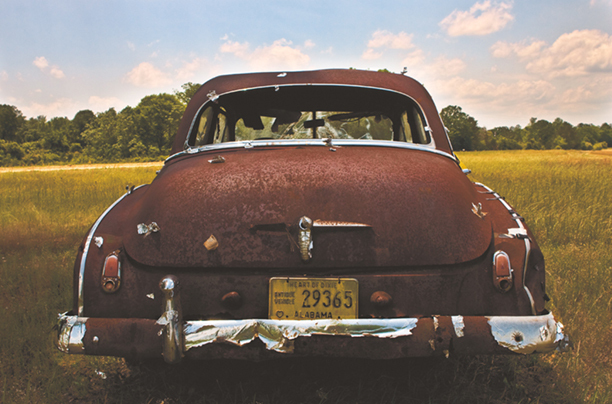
[0, 150, 610, 403]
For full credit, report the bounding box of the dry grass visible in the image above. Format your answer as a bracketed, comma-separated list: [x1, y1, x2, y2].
[1, 151, 610, 403]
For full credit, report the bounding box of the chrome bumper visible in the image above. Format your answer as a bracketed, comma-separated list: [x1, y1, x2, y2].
[57, 276, 570, 363]
[56, 312, 570, 363]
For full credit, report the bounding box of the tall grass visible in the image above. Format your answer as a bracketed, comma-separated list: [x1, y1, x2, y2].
[460, 150, 612, 402]
[0, 166, 160, 402]
[0, 151, 610, 403]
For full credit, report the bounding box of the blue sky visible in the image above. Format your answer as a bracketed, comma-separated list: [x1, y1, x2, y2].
[1, 0, 610, 128]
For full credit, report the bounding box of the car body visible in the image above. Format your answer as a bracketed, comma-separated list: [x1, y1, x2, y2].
[56, 69, 569, 363]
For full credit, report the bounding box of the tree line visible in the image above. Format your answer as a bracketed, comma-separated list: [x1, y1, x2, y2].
[0, 85, 609, 166]
[441, 105, 610, 152]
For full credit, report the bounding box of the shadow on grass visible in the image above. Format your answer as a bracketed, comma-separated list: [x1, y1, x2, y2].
[79, 355, 570, 404]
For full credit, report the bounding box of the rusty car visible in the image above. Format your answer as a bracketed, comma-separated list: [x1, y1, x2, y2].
[56, 69, 570, 363]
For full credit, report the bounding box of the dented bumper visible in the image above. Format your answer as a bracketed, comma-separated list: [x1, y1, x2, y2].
[56, 311, 570, 363]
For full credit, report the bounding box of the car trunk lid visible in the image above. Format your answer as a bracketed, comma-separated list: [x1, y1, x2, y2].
[123, 145, 491, 268]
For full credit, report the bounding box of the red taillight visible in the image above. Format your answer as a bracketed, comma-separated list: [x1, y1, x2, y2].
[493, 251, 513, 292]
[101, 252, 121, 293]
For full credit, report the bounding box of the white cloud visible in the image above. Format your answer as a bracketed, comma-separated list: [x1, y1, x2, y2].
[401, 49, 426, 67]
[362, 48, 383, 60]
[492, 29, 612, 77]
[33, 56, 65, 79]
[367, 30, 415, 50]
[440, 77, 555, 103]
[33, 56, 49, 70]
[362, 30, 416, 61]
[176, 57, 208, 80]
[49, 67, 65, 79]
[219, 40, 250, 58]
[491, 39, 546, 59]
[124, 62, 172, 88]
[88, 96, 122, 112]
[304, 40, 316, 49]
[429, 56, 467, 77]
[440, 1, 514, 37]
[249, 39, 310, 69]
[219, 38, 310, 70]
[1, 70, 8, 81]
[26, 98, 77, 118]
[127, 41, 136, 51]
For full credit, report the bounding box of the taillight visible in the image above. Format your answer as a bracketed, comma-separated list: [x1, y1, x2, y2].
[493, 251, 513, 292]
[101, 252, 121, 293]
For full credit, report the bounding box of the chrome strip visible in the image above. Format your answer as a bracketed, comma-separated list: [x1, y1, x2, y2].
[56, 312, 87, 354]
[55, 312, 569, 357]
[78, 185, 146, 316]
[183, 318, 419, 354]
[166, 139, 456, 164]
[487, 313, 567, 354]
[182, 313, 567, 355]
[157, 276, 183, 364]
[475, 182, 536, 314]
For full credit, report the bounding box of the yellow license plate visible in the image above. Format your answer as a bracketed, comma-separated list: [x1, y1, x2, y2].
[269, 277, 358, 320]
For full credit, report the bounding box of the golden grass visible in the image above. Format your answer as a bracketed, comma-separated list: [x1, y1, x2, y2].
[0, 151, 610, 403]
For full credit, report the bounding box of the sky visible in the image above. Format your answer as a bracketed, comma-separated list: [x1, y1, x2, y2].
[0, 0, 611, 129]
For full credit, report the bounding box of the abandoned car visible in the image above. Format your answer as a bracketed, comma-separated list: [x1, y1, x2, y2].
[56, 69, 569, 363]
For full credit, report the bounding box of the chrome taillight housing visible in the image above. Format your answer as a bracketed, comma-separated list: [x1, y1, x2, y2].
[493, 250, 513, 292]
[101, 251, 121, 293]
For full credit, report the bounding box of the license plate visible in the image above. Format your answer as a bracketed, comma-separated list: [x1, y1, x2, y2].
[269, 277, 358, 320]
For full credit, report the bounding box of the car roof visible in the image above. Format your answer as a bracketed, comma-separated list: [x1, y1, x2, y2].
[171, 69, 452, 155]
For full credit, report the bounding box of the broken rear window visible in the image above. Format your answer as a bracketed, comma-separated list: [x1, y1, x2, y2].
[187, 85, 431, 147]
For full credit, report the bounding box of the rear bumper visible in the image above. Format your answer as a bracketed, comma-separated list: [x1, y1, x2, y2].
[56, 311, 570, 363]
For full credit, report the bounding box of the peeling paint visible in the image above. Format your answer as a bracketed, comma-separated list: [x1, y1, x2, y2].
[451, 315, 465, 338]
[137, 222, 160, 237]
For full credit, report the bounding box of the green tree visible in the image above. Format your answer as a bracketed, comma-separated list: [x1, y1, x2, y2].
[552, 118, 578, 149]
[599, 123, 612, 146]
[72, 110, 96, 140]
[174, 82, 201, 106]
[134, 93, 184, 155]
[440, 105, 480, 151]
[82, 108, 120, 161]
[0, 104, 25, 142]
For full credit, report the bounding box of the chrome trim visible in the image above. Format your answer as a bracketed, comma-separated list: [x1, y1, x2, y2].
[487, 313, 568, 354]
[157, 276, 183, 364]
[55, 312, 569, 357]
[56, 312, 87, 354]
[184, 318, 419, 354]
[101, 252, 122, 293]
[298, 216, 313, 262]
[492, 250, 513, 292]
[166, 139, 456, 164]
[78, 185, 146, 316]
[475, 183, 536, 314]
[183, 313, 567, 355]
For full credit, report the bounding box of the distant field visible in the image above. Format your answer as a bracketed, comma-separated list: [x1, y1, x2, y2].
[0, 150, 610, 403]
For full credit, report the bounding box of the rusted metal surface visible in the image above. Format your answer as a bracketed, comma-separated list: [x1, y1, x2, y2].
[56, 312, 569, 362]
[56, 69, 567, 362]
[120, 147, 490, 269]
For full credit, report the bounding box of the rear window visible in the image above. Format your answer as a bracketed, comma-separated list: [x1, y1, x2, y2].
[187, 87, 430, 147]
